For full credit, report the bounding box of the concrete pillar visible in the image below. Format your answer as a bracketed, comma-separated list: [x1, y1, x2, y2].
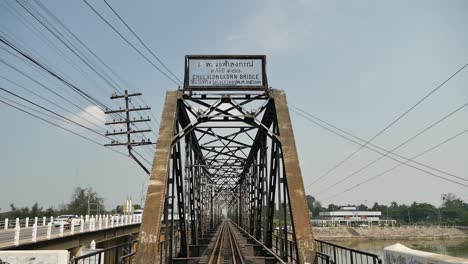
[25, 217, 29, 228]
[32, 223, 37, 242]
[4, 218, 8, 230]
[42, 216, 46, 226]
[59, 222, 64, 237]
[105, 216, 108, 229]
[91, 217, 95, 231]
[34, 217, 38, 226]
[80, 219, 84, 233]
[47, 223, 52, 239]
[71, 220, 75, 235]
[85, 215, 89, 222]
[14, 223, 20, 246]
[15, 218, 19, 227]
[90, 240, 96, 250]
[98, 217, 102, 230]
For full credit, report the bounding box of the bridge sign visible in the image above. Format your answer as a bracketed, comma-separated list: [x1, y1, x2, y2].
[184, 55, 267, 90]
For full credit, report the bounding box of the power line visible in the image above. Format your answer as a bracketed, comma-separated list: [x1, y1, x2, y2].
[316, 100, 468, 196]
[30, 0, 157, 149]
[276, 98, 467, 190]
[0, 91, 151, 166]
[288, 106, 468, 189]
[287, 104, 466, 186]
[30, 0, 159, 145]
[313, 62, 468, 183]
[103, 0, 182, 84]
[322, 128, 468, 201]
[0, 97, 128, 157]
[0, 2, 122, 111]
[0, 36, 108, 110]
[3, 1, 155, 165]
[81, 0, 181, 86]
[0, 54, 106, 127]
[0, 94, 72, 125]
[0, 23, 155, 155]
[0, 74, 106, 131]
[0, 87, 108, 140]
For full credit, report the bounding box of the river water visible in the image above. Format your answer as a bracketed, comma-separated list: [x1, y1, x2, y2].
[336, 238, 468, 259]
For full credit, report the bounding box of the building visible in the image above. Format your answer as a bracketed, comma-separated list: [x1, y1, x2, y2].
[312, 206, 396, 227]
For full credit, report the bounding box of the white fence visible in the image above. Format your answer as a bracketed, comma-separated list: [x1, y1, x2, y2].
[0, 214, 141, 247]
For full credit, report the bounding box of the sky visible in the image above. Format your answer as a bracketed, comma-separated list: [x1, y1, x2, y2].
[0, 0, 467, 213]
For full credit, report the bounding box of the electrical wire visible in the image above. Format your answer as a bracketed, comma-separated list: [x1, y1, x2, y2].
[0, 98, 128, 157]
[316, 100, 468, 195]
[0, 87, 109, 140]
[289, 104, 466, 186]
[313, 62, 468, 183]
[81, 0, 180, 86]
[0, 74, 106, 132]
[29, 0, 158, 148]
[103, 0, 182, 84]
[322, 128, 468, 201]
[276, 98, 467, 187]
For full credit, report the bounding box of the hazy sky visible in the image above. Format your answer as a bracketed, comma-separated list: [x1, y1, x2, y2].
[1, 0, 467, 213]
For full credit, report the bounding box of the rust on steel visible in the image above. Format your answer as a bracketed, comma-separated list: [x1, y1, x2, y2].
[135, 91, 182, 264]
[272, 90, 316, 264]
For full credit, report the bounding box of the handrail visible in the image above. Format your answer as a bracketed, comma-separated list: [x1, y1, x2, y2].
[71, 240, 137, 261]
[315, 239, 380, 259]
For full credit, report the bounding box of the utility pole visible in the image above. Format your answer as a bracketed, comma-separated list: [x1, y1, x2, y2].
[104, 90, 154, 174]
[87, 191, 90, 216]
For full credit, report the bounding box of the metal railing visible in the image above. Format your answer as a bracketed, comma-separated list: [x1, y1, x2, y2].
[315, 239, 382, 264]
[70, 240, 137, 264]
[272, 230, 297, 262]
[317, 251, 334, 264]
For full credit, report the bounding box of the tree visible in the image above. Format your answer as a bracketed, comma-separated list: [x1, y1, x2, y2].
[67, 187, 105, 215]
[306, 195, 324, 218]
[441, 193, 464, 208]
[327, 204, 338, 211]
[306, 195, 315, 212]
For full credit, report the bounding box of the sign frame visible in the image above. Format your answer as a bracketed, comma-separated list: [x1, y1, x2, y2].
[184, 55, 268, 91]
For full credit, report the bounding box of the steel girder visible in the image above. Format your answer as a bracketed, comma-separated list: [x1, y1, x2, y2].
[135, 90, 315, 264]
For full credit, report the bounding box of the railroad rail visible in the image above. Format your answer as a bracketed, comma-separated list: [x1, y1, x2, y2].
[205, 221, 244, 264]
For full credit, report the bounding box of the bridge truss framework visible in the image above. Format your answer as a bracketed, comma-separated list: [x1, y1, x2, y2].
[135, 89, 315, 264]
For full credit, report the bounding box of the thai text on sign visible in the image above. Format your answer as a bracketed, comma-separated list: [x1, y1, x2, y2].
[185, 56, 266, 89]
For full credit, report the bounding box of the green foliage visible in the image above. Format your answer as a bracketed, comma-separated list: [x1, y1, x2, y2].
[306, 195, 325, 217]
[67, 186, 105, 215]
[0, 186, 106, 219]
[308, 193, 468, 226]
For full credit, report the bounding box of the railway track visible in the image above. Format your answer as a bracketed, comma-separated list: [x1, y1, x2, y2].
[206, 220, 245, 264]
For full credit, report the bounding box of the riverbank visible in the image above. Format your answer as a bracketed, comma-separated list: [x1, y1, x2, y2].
[313, 226, 468, 241]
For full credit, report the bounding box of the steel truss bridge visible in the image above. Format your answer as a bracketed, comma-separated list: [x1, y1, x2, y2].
[133, 88, 316, 264]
